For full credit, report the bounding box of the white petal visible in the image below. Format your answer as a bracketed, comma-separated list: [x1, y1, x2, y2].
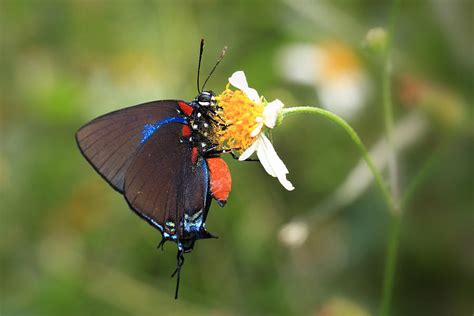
[250, 121, 264, 137]
[277, 175, 295, 191]
[263, 99, 284, 128]
[229, 71, 249, 91]
[259, 134, 289, 173]
[255, 134, 294, 190]
[243, 87, 260, 103]
[228, 70, 260, 102]
[254, 136, 276, 177]
[238, 140, 258, 161]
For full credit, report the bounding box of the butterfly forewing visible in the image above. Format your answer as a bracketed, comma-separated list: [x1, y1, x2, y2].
[75, 100, 182, 192]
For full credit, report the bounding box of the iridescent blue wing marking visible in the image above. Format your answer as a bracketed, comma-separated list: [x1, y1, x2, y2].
[75, 100, 185, 193]
[123, 122, 211, 244]
[140, 116, 187, 144]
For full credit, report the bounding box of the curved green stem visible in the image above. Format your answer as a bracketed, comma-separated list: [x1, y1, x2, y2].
[281, 106, 396, 213]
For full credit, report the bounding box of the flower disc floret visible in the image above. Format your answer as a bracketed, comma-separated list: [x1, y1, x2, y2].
[215, 85, 265, 152]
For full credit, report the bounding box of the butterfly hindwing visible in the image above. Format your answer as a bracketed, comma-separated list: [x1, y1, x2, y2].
[75, 100, 183, 192]
[123, 122, 210, 242]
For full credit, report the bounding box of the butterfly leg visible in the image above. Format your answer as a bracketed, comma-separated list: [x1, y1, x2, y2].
[171, 248, 185, 299]
[204, 147, 260, 162]
[201, 111, 227, 127]
[156, 238, 166, 251]
[228, 151, 260, 162]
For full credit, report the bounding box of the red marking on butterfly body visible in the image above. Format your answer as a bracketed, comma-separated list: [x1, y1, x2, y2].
[206, 157, 231, 206]
[182, 125, 191, 137]
[191, 147, 199, 164]
[178, 101, 194, 116]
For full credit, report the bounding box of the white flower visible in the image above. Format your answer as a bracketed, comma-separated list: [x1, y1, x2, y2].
[278, 42, 371, 121]
[278, 221, 309, 247]
[227, 71, 294, 191]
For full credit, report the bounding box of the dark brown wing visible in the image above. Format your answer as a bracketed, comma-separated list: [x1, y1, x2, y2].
[123, 122, 210, 242]
[75, 100, 184, 192]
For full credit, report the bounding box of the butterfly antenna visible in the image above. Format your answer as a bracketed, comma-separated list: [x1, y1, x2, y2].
[197, 39, 205, 94]
[171, 249, 185, 299]
[201, 45, 227, 91]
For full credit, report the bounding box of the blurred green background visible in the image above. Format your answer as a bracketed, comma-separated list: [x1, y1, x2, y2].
[1, 1, 472, 315]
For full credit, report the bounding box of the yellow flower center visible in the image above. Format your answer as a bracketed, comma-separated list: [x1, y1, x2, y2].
[214, 84, 264, 152]
[318, 41, 361, 81]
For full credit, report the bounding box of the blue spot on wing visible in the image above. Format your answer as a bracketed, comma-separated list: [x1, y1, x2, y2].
[140, 116, 187, 144]
[201, 158, 209, 207]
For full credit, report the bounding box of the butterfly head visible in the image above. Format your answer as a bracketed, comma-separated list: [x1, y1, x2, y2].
[194, 90, 217, 108]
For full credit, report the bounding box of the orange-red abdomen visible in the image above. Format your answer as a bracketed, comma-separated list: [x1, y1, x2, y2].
[206, 157, 231, 206]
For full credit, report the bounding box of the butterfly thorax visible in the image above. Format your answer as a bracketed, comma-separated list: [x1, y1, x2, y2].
[184, 91, 225, 155]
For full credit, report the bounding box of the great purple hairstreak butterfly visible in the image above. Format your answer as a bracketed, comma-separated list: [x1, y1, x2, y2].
[75, 40, 232, 299]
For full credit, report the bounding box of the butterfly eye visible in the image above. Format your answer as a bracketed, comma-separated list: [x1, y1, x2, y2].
[197, 93, 211, 104]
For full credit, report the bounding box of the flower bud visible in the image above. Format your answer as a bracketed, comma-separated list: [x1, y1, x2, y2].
[364, 27, 388, 53]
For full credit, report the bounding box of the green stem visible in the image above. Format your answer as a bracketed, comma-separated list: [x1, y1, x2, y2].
[383, 55, 400, 213]
[382, 0, 402, 214]
[380, 0, 402, 315]
[380, 136, 447, 313]
[281, 106, 396, 212]
[380, 213, 402, 316]
[401, 152, 438, 209]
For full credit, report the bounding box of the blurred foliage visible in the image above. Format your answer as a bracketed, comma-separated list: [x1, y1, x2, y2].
[0, 0, 472, 315]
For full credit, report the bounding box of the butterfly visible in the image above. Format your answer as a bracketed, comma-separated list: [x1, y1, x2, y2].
[75, 40, 231, 298]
